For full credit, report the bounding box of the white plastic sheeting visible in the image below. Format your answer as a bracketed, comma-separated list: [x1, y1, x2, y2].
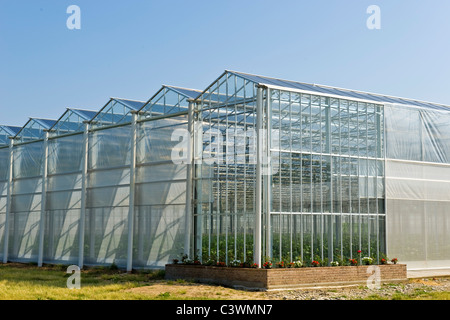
[0, 148, 9, 262]
[0, 115, 189, 269]
[385, 104, 450, 269]
[134, 117, 188, 268]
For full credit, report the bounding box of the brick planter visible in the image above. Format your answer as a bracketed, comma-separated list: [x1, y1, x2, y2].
[165, 264, 407, 291]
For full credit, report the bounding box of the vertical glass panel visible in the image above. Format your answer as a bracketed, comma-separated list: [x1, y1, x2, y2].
[341, 214, 351, 259]
[292, 214, 302, 260]
[301, 154, 312, 213]
[0, 148, 10, 182]
[302, 214, 312, 262]
[322, 156, 331, 213]
[352, 215, 361, 256]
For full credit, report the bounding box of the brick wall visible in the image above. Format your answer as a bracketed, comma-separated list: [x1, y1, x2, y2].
[165, 264, 407, 291]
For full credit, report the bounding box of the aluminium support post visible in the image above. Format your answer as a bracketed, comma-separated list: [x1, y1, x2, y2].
[254, 86, 264, 267]
[184, 101, 195, 258]
[38, 131, 49, 267]
[265, 88, 272, 260]
[2, 138, 14, 264]
[193, 106, 203, 260]
[78, 122, 89, 269]
[126, 112, 138, 272]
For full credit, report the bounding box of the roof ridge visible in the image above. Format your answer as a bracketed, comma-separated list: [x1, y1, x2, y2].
[228, 70, 450, 109]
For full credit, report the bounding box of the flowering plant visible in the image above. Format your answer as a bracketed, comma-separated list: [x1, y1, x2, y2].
[391, 258, 398, 264]
[357, 250, 362, 265]
[380, 258, 387, 265]
[349, 258, 358, 266]
[203, 258, 216, 266]
[263, 261, 272, 269]
[311, 260, 320, 267]
[172, 259, 179, 264]
[293, 260, 303, 268]
[330, 261, 339, 267]
[230, 259, 241, 267]
[216, 261, 226, 267]
[275, 261, 287, 268]
[362, 257, 373, 265]
[240, 261, 256, 268]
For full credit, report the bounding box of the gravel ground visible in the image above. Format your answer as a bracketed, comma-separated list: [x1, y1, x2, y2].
[265, 277, 450, 300]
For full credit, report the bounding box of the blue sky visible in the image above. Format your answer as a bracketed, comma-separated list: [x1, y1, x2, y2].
[1, 0, 450, 126]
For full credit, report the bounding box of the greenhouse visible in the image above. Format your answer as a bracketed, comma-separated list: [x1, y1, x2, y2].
[0, 71, 449, 271]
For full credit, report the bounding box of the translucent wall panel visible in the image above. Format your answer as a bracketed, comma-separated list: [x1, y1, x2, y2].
[133, 116, 188, 268]
[2, 107, 192, 269]
[44, 133, 83, 264]
[84, 125, 131, 267]
[386, 160, 450, 268]
[9, 142, 44, 262]
[385, 104, 450, 269]
[385, 104, 450, 163]
[0, 147, 9, 260]
[85, 207, 128, 267]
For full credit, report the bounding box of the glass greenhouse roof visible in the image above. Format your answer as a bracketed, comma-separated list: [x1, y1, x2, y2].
[90, 98, 147, 128]
[227, 70, 450, 111]
[14, 118, 57, 143]
[139, 85, 202, 118]
[0, 126, 22, 146]
[49, 108, 98, 136]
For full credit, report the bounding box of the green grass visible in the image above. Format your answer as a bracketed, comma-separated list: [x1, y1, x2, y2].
[0, 263, 168, 300]
[1, 263, 449, 300]
[364, 285, 450, 300]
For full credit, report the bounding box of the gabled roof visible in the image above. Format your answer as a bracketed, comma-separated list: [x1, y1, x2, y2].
[225, 70, 450, 111]
[163, 85, 202, 100]
[70, 109, 98, 120]
[13, 118, 57, 143]
[138, 85, 202, 117]
[89, 98, 147, 127]
[1, 125, 22, 136]
[48, 108, 98, 136]
[0, 125, 22, 146]
[111, 98, 147, 111]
